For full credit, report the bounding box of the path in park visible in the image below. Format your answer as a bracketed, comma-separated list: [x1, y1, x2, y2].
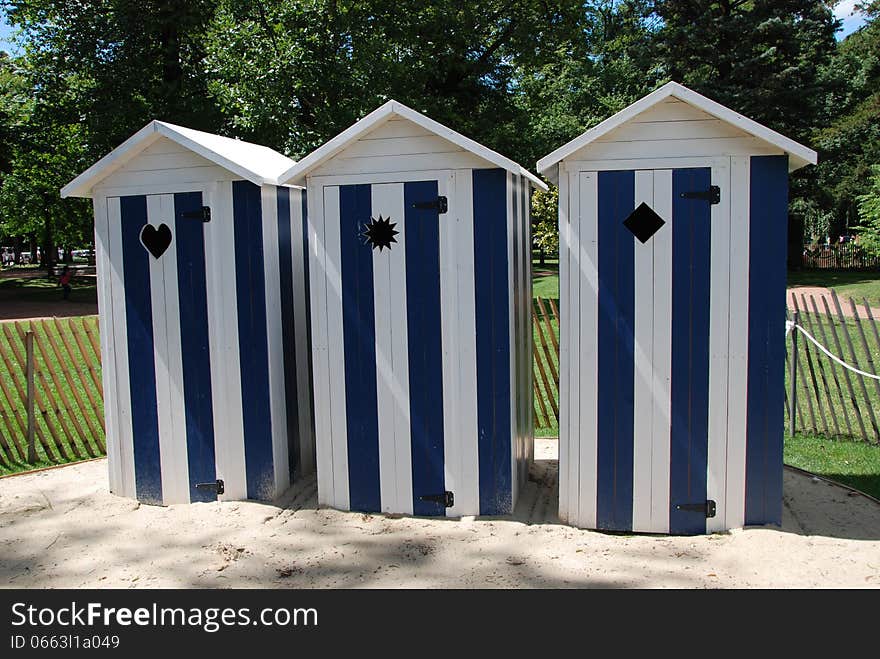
[788, 285, 880, 319]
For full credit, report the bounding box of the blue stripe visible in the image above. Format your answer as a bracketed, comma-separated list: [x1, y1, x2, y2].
[232, 181, 274, 500]
[173, 191, 217, 503]
[745, 155, 788, 525]
[596, 170, 635, 531]
[339, 184, 381, 512]
[120, 195, 162, 504]
[405, 180, 446, 516]
[276, 187, 300, 477]
[669, 168, 712, 535]
[473, 168, 512, 515]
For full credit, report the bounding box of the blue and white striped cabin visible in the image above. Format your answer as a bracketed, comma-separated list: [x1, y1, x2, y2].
[279, 101, 547, 517]
[62, 121, 315, 505]
[538, 82, 817, 534]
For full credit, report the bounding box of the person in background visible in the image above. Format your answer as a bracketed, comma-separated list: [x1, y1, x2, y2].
[59, 265, 73, 301]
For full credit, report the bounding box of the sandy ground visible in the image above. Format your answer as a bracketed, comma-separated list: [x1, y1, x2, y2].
[1, 439, 879, 589]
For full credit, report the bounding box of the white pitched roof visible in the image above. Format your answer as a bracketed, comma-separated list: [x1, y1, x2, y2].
[61, 120, 296, 198]
[536, 81, 817, 182]
[278, 100, 548, 191]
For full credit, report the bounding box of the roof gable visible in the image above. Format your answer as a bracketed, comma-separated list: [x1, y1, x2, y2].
[536, 82, 817, 183]
[278, 100, 548, 190]
[61, 121, 296, 198]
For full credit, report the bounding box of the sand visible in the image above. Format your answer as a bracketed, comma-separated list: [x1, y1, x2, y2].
[1, 439, 879, 589]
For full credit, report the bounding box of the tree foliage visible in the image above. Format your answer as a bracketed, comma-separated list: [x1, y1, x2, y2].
[0, 0, 877, 265]
[856, 165, 880, 255]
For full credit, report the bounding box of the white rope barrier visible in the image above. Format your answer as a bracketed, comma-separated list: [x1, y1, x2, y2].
[786, 320, 880, 381]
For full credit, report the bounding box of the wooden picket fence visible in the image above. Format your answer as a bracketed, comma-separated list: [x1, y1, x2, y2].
[1, 294, 873, 470]
[532, 297, 560, 430]
[802, 243, 880, 270]
[0, 317, 105, 472]
[786, 290, 880, 443]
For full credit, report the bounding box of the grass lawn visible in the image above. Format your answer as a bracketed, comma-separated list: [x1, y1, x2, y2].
[0, 274, 97, 305]
[0, 316, 105, 477]
[532, 302, 559, 437]
[533, 260, 559, 300]
[787, 269, 880, 305]
[784, 432, 880, 500]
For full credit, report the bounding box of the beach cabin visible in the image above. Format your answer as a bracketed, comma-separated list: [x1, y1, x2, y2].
[279, 101, 547, 517]
[537, 82, 817, 534]
[62, 121, 314, 505]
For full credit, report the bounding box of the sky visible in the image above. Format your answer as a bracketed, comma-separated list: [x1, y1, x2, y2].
[0, 4, 873, 54]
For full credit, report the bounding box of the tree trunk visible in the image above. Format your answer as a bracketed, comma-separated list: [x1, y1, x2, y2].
[41, 211, 56, 275]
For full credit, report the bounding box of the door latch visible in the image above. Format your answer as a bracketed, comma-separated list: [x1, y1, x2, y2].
[418, 491, 454, 508]
[412, 196, 448, 214]
[675, 500, 716, 518]
[195, 479, 225, 495]
[180, 206, 212, 222]
[679, 186, 720, 205]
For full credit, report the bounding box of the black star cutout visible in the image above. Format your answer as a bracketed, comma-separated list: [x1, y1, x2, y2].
[361, 214, 400, 251]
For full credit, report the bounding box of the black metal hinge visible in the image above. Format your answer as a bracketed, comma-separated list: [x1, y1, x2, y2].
[412, 196, 448, 214]
[195, 479, 225, 495]
[419, 491, 454, 508]
[679, 185, 720, 205]
[180, 206, 211, 222]
[675, 500, 716, 518]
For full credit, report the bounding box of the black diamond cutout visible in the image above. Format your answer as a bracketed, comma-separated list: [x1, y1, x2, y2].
[623, 202, 665, 243]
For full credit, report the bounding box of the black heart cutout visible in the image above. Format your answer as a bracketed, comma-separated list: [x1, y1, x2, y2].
[140, 223, 172, 259]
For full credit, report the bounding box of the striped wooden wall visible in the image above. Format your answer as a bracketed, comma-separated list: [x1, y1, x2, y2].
[558, 155, 788, 535]
[93, 182, 314, 505]
[307, 168, 533, 517]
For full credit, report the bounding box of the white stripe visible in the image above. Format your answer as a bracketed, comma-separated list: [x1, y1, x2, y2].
[93, 196, 122, 495]
[556, 167, 570, 523]
[650, 170, 673, 533]
[631, 170, 655, 532]
[516, 175, 526, 499]
[290, 189, 315, 474]
[308, 181, 335, 507]
[161, 193, 190, 504]
[569, 168, 584, 526]
[105, 197, 136, 499]
[725, 156, 751, 530]
[523, 182, 535, 467]
[323, 185, 350, 510]
[707, 159, 732, 532]
[575, 171, 598, 529]
[204, 182, 247, 501]
[261, 185, 290, 498]
[567, 169, 583, 526]
[438, 172, 472, 517]
[145, 194, 186, 505]
[372, 183, 405, 513]
[451, 170, 480, 515]
[387, 185, 413, 515]
[506, 172, 517, 511]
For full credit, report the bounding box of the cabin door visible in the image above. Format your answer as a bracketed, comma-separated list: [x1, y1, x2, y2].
[572, 164, 730, 534]
[323, 177, 451, 516]
[110, 191, 217, 505]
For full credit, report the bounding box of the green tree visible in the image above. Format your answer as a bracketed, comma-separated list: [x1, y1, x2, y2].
[813, 2, 880, 236]
[6, 0, 223, 152]
[531, 185, 559, 262]
[651, 0, 838, 143]
[1, 1, 223, 266]
[204, 0, 583, 161]
[856, 164, 880, 255]
[515, 0, 661, 168]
